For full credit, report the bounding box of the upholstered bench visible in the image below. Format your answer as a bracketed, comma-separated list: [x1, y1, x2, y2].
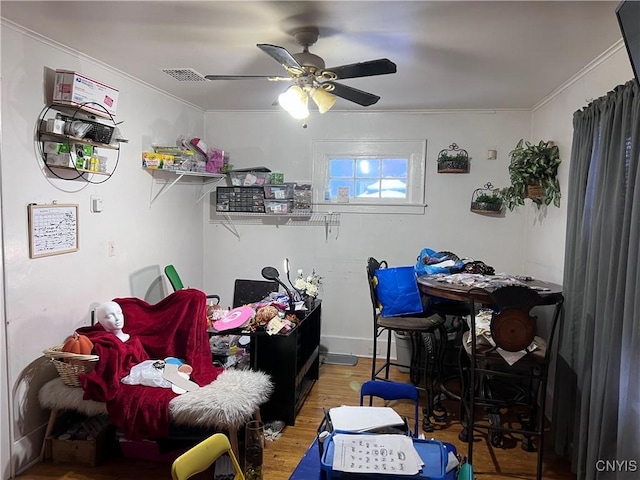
[39, 368, 273, 460]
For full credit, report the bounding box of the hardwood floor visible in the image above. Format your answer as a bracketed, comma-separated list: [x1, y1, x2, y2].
[17, 359, 575, 479]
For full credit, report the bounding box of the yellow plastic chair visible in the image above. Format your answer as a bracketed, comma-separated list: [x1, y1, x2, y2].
[171, 433, 245, 480]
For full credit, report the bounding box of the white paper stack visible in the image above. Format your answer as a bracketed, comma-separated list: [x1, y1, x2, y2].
[329, 406, 405, 432]
[331, 433, 423, 475]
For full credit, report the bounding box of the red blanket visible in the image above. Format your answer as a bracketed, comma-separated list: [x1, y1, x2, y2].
[78, 289, 222, 440]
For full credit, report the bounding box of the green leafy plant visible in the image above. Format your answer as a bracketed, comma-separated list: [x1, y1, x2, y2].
[438, 151, 468, 163]
[500, 139, 561, 210]
[473, 193, 503, 205]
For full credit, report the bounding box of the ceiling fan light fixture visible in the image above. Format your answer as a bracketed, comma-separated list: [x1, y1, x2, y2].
[278, 85, 309, 119]
[311, 87, 337, 114]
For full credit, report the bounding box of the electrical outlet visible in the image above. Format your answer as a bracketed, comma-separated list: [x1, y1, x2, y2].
[108, 241, 115, 257]
[90, 195, 103, 213]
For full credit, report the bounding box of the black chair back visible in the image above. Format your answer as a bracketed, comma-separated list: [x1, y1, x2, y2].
[232, 279, 278, 308]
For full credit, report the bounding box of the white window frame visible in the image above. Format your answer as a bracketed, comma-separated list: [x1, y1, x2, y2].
[312, 139, 427, 214]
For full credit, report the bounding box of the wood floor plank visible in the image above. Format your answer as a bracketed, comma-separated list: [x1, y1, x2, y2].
[16, 359, 575, 479]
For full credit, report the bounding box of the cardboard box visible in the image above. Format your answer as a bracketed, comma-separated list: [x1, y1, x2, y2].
[51, 433, 104, 466]
[142, 152, 174, 169]
[53, 70, 119, 117]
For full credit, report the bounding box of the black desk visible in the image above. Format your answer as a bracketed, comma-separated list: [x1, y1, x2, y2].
[237, 301, 322, 426]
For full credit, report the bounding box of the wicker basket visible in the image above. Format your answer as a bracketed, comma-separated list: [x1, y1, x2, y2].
[43, 345, 99, 387]
[526, 184, 545, 198]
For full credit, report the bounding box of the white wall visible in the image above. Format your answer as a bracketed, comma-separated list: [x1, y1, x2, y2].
[201, 109, 533, 355]
[1, 22, 208, 476]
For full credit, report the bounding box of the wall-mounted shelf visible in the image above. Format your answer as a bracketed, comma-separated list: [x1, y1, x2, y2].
[46, 165, 110, 176]
[144, 168, 226, 207]
[40, 131, 120, 150]
[211, 211, 340, 239]
[37, 103, 121, 183]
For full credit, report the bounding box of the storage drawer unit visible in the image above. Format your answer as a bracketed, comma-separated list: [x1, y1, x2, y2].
[216, 186, 265, 213]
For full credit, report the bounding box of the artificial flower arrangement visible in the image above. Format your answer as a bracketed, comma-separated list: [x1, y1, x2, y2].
[294, 269, 323, 298]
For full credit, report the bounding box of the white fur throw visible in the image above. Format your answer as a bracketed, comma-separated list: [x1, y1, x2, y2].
[39, 377, 108, 417]
[39, 369, 273, 429]
[170, 369, 273, 429]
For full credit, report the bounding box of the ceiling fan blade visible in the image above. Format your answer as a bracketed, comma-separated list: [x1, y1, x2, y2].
[322, 59, 397, 80]
[205, 75, 292, 81]
[324, 82, 380, 107]
[257, 44, 305, 75]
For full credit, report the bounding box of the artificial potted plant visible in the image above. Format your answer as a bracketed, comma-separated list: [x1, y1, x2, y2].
[437, 143, 470, 173]
[500, 139, 561, 210]
[470, 183, 504, 215]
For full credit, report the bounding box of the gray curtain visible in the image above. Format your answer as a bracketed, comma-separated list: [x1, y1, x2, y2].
[554, 80, 640, 479]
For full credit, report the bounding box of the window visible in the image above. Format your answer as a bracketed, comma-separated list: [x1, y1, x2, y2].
[312, 140, 427, 214]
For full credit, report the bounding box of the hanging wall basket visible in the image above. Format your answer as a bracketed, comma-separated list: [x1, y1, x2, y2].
[470, 182, 504, 216]
[437, 143, 470, 173]
[526, 183, 545, 199]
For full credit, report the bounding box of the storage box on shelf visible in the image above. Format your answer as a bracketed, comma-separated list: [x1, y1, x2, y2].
[293, 184, 313, 213]
[216, 182, 313, 216]
[264, 183, 294, 199]
[265, 200, 294, 214]
[216, 186, 266, 213]
[228, 171, 271, 187]
[53, 70, 119, 118]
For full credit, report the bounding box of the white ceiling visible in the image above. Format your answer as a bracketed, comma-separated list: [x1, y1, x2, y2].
[1, 1, 625, 112]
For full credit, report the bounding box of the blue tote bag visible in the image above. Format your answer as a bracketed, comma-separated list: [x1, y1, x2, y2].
[375, 265, 424, 317]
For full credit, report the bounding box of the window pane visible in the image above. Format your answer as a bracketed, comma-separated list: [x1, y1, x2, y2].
[329, 179, 353, 198]
[382, 158, 408, 178]
[358, 178, 407, 198]
[355, 179, 377, 197]
[329, 158, 354, 178]
[356, 159, 380, 179]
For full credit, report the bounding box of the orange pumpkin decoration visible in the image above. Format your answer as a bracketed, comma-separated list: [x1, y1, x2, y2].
[62, 332, 94, 355]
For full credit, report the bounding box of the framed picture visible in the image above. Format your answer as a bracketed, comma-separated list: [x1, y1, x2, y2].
[28, 203, 79, 258]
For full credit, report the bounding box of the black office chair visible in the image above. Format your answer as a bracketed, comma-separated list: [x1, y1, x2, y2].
[164, 264, 221, 305]
[458, 285, 564, 480]
[232, 279, 279, 308]
[366, 257, 448, 432]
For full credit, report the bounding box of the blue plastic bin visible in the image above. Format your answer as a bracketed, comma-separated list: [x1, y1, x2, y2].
[320, 433, 448, 480]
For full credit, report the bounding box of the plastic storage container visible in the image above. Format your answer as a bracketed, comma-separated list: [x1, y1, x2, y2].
[216, 186, 265, 213]
[228, 171, 270, 187]
[394, 331, 412, 373]
[264, 184, 294, 199]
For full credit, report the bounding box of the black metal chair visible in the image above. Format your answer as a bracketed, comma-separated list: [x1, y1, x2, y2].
[458, 285, 564, 480]
[366, 257, 448, 432]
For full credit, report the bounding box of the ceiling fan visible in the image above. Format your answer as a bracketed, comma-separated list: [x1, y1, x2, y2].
[205, 28, 397, 118]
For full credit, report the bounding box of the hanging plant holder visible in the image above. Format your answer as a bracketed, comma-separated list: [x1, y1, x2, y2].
[470, 182, 504, 215]
[437, 143, 470, 173]
[526, 183, 545, 199]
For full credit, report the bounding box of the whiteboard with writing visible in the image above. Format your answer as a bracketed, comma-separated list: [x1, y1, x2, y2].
[28, 204, 79, 258]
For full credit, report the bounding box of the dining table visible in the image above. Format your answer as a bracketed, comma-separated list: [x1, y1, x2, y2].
[416, 273, 563, 307]
[415, 273, 564, 467]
